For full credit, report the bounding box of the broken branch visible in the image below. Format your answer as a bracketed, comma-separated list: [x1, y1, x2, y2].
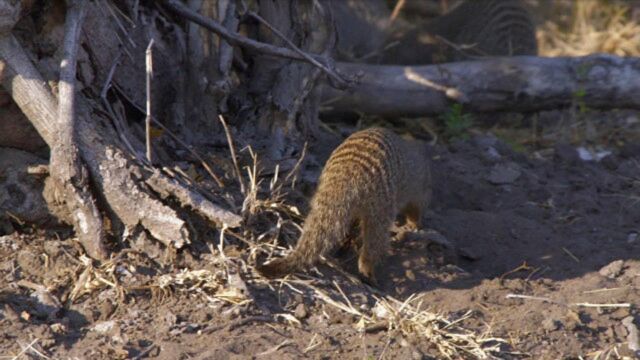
[161, 0, 348, 87]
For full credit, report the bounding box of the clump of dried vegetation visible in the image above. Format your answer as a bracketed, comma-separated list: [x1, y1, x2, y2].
[49, 131, 511, 358]
[537, 0, 640, 56]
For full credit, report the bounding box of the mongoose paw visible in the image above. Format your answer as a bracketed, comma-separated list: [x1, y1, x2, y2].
[357, 259, 379, 287]
[256, 258, 293, 279]
[359, 273, 379, 288]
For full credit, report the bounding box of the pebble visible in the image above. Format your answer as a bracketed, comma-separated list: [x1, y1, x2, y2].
[405, 269, 416, 281]
[599, 260, 624, 279]
[542, 317, 560, 332]
[554, 143, 580, 165]
[294, 303, 308, 320]
[486, 162, 521, 185]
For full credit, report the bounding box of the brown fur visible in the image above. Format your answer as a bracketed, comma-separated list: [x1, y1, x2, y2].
[382, 0, 537, 65]
[257, 128, 431, 284]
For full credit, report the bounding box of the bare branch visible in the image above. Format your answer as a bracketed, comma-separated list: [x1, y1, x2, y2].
[246, 10, 347, 88]
[146, 170, 242, 228]
[51, 0, 108, 259]
[161, 0, 348, 88]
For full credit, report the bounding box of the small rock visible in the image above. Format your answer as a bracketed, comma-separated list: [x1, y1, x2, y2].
[627, 231, 638, 244]
[458, 246, 480, 260]
[599, 260, 625, 279]
[473, 134, 498, 148]
[92, 320, 116, 333]
[405, 269, 416, 281]
[483, 146, 501, 161]
[164, 311, 178, 326]
[98, 300, 116, 320]
[50, 322, 67, 334]
[294, 303, 308, 320]
[554, 143, 580, 165]
[17, 250, 43, 277]
[486, 162, 521, 185]
[20, 311, 30, 321]
[605, 326, 615, 339]
[600, 154, 619, 170]
[622, 316, 640, 354]
[43, 240, 63, 258]
[372, 302, 390, 320]
[542, 317, 560, 332]
[129, 231, 163, 260]
[3, 304, 19, 321]
[576, 147, 595, 161]
[0, 234, 19, 250]
[423, 229, 454, 250]
[32, 324, 56, 349]
[30, 287, 63, 321]
[565, 310, 583, 330]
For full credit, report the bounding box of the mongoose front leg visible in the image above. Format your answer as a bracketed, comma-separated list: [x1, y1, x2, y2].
[401, 202, 423, 230]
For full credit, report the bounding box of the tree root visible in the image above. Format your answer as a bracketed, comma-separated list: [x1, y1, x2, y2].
[0, 2, 240, 258]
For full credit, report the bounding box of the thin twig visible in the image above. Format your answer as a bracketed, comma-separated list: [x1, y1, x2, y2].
[562, 246, 580, 263]
[100, 51, 122, 100]
[389, 0, 406, 23]
[283, 141, 307, 186]
[246, 10, 347, 88]
[111, 83, 225, 187]
[161, 0, 349, 88]
[506, 293, 558, 304]
[145, 39, 154, 164]
[506, 294, 632, 308]
[573, 302, 631, 308]
[218, 115, 245, 194]
[582, 287, 629, 294]
[12, 338, 49, 360]
[131, 344, 157, 360]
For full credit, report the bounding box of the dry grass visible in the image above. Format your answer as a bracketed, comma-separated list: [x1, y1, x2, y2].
[202, 136, 511, 358]
[29, 126, 512, 359]
[537, 0, 640, 56]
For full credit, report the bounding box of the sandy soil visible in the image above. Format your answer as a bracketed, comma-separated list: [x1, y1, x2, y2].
[1, 129, 639, 359]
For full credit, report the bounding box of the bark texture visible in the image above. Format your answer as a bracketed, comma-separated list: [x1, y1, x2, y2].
[322, 55, 640, 117]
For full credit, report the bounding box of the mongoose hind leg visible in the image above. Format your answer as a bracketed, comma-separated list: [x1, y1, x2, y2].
[357, 214, 392, 286]
[335, 220, 361, 258]
[402, 185, 431, 230]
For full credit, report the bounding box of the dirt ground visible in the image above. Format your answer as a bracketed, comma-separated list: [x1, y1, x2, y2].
[1, 116, 640, 359]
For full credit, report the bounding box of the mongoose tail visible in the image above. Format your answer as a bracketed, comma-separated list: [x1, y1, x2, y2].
[256, 195, 354, 278]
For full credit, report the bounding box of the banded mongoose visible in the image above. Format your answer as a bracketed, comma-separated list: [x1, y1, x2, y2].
[381, 0, 538, 64]
[257, 127, 432, 284]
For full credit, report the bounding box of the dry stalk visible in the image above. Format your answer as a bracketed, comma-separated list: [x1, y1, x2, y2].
[538, 1, 640, 56]
[219, 115, 245, 194]
[145, 39, 154, 164]
[285, 277, 507, 359]
[389, 0, 406, 23]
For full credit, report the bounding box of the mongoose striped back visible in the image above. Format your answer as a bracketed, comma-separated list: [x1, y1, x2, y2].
[382, 0, 537, 64]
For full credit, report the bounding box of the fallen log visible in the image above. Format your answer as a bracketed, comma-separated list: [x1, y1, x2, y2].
[322, 54, 640, 116]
